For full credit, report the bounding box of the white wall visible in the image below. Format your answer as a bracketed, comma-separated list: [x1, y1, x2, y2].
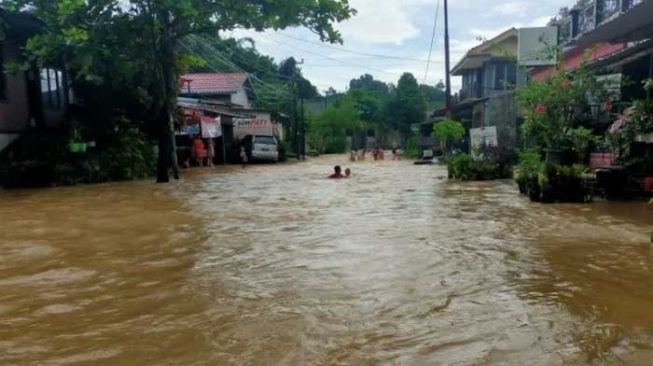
[231, 87, 251, 109]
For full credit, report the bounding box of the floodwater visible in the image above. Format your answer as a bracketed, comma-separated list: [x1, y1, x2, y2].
[1, 156, 652, 366]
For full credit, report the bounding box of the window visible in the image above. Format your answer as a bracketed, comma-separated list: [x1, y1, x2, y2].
[0, 43, 6, 101]
[495, 63, 506, 90]
[598, 0, 619, 23]
[254, 136, 276, 145]
[507, 63, 517, 88]
[40, 68, 64, 109]
[578, 4, 595, 34]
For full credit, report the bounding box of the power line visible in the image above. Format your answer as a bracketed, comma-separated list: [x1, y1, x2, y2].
[260, 35, 404, 77]
[183, 36, 296, 99]
[180, 41, 281, 103]
[276, 33, 431, 63]
[423, 0, 441, 83]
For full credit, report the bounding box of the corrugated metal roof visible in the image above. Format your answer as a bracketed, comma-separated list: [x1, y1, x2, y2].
[180, 72, 249, 95]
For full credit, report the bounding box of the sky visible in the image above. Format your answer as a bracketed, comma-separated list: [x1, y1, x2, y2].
[226, 0, 574, 94]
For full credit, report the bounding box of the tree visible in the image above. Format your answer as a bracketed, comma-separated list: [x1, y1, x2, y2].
[8, 0, 355, 182]
[419, 82, 446, 110]
[516, 58, 605, 162]
[386, 73, 426, 136]
[309, 97, 365, 154]
[279, 58, 318, 99]
[349, 74, 389, 95]
[433, 118, 465, 156]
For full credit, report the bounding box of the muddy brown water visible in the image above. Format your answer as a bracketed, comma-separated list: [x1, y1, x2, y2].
[1, 156, 652, 365]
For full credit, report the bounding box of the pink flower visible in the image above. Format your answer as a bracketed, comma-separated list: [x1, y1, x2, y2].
[535, 104, 547, 115]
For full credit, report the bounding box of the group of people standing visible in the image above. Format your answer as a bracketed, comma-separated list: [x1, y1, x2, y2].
[350, 146, 402, 162]
[183, 136, 216, 169]
[184, 136, 250, 169]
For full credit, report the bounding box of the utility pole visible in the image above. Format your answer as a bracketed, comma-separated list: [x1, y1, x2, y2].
[293, 58, 305, 160]
[300, 97, 306, 160]
[444, 0, 452, 115]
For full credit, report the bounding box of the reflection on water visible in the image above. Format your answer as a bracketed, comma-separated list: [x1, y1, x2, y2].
[1, 156, 652, 365]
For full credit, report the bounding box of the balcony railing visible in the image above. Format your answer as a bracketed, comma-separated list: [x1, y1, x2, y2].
[559, 0, 644, 44]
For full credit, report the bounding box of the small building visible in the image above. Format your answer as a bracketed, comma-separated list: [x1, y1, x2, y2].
[0, 10, 68, 152]
[179, 72, 253, 109]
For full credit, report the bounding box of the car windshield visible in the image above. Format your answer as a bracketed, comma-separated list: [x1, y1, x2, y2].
[255, 136, 276, 145]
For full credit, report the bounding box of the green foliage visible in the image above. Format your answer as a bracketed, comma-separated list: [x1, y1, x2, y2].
[0, 120, 155, 188]
[433, 118, 465, 140]
[9, 0, 355, 181]
[403, 135, 420, 159]
[514, 149, 543, 184]
[277, 139, 289, 162]
[385, 73, 427, 136]
[607, 79, 653, 165]
[419, 81, 446, 110]
[309, 97, 365, 154]
[350, 74, 389, 95]
[516, 59, 606, 161]
[446, 154, 503, 181]
[433, 118, 465, 155]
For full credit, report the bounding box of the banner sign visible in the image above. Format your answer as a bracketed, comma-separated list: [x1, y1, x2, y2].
[234, 117, 277, 139]
[201, 116, 222, 139]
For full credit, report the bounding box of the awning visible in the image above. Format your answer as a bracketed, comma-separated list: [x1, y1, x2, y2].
[576, 0, 653, 46]
[430, 98, 489, 118]
[177, 102, 250, 119]
[451, 55, 491, 75]
[589, 40, 653, 71]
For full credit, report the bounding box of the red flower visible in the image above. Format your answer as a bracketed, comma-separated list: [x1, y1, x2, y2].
[535, 104, 547, 115]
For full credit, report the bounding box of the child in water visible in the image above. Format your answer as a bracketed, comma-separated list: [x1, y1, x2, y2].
[240, 146, 248, 168]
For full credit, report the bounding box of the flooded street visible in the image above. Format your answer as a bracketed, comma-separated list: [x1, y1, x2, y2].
[1, 156, 652, 365]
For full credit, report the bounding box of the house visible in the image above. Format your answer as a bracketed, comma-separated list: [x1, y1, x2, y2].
[453, 28, 522, 102]
[179, 72, 252, 109]
[0, 10, 68, 152]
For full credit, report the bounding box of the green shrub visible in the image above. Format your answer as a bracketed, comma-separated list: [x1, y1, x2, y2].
[0, 120, 155, 188]
[447, 153, 502, 181]
[403, 135, 419, 159]
[515, 149, 543, 184]
[278, 139, 289, 162]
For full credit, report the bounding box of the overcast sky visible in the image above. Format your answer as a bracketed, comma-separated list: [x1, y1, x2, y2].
[226, 0, 573, 94]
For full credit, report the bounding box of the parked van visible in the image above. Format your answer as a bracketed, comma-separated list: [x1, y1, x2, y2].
[242, 135, 279, 162]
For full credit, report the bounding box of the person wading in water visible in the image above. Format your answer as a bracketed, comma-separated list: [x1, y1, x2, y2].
[329, 166, 345, 179]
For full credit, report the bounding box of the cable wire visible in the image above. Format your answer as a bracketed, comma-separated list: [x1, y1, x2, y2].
[423, 0, 441, 83]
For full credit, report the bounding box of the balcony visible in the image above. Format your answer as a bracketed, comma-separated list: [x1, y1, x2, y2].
[558, 0, 645, 45]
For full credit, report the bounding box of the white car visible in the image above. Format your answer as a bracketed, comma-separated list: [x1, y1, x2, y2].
[243, 135, 279, 162]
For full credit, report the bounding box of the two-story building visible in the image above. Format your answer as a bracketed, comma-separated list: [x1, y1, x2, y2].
[433, 26, 556, 151]
[533, 0, 652, 104]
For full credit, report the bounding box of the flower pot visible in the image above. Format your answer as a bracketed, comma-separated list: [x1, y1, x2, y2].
[517, 181, 527, 194]
[527, 182, 541, 202]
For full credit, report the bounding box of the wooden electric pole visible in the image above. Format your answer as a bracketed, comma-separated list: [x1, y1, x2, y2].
[444, 0, 452, 115]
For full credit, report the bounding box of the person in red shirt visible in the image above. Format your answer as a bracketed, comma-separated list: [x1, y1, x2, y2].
[328, 166, 345, 179]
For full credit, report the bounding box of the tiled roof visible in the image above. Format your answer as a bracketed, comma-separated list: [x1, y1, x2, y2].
[180, 72, 249, 95]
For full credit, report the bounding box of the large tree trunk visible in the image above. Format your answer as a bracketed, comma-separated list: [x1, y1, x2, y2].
[156, 10, 179, 183]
